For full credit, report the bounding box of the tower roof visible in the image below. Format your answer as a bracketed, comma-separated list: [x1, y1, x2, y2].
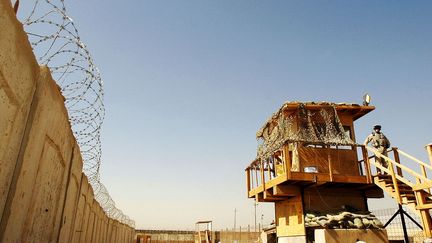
[256, 101, 374, 138]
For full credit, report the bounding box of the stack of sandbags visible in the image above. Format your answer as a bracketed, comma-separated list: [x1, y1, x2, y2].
[304, 212, 384, 229]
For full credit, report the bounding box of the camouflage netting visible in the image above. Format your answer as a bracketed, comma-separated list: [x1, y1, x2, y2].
[256, 102, 355, 160]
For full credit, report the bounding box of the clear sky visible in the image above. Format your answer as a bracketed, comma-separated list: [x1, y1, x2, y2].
[26, 1, 432, 230]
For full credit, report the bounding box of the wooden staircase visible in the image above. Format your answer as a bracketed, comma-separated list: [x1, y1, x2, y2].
[365, 144, 432, 237]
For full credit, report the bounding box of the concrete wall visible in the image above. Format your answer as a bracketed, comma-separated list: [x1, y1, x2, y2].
[0, 0, 135, 242]
[219, 229, 261, 243]
[314, 229, 388, 243]
[136, 230, 195, 243]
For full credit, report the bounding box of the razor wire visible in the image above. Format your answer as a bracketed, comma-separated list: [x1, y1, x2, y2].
[19, 0, 135, 227]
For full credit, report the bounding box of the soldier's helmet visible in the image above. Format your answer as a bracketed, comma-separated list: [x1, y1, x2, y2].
[373, 125, 382, 130]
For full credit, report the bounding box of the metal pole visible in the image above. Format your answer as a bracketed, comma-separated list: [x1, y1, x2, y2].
[254, 201, 257, 231]
[234, 208, 237, 231]
[402, 210, 423, 229]
[234, 208, 237, 242]
[399, 204, 409, 243]
[261, 214, 264, 229]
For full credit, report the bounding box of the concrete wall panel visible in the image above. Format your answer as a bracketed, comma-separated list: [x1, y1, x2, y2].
[99, 207, 105, 243]
[85, 210, 95, 242]
[93, 205, 102, 243]
[80, 180, 94, 242]
[113, 223, 119, 243]
[0, 0, 38, 220]
[71, 175, 88, 242]
[1, 67, 74, 242]
[85, 199, 99, 242]
[119, 224, 125, 242]
[93, 207, 99, 243]
[315, 229, 388, 243]
[107, 219, 115, 243]
[101, 219, 107, 243]
[122, 224, 128, 242]
[58, 144, 84, 242]
[100, 217, 107, 243]
[92, 215, 99, 243]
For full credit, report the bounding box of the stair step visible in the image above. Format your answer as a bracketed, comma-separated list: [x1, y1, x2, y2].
[381, 180, 413, 191]
[384, 179, 408, 183]
[406, 199, 432, 205]
[386, 181, 411, 185]
[392, 189, 414, 194]
[403, 196, 416, 201]
[390, 186, 413, 191]
[379, 179, 403, 185]
[375, 174, 432, 205]
[416, 204, 432, 210]
[386, 183, 411, 188]
[377, 175, 391, 181]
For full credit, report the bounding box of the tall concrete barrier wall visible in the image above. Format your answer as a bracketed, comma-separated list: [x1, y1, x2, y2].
[0, 0, 38, 224]
[0, 0, 135, 242]
[136, 230, 195, 243]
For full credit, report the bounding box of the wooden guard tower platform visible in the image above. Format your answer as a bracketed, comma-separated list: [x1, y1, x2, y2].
[194, 221, 213, 243]
[245, 102, 432, 242]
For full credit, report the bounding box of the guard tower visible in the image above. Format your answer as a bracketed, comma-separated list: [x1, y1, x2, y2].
[246, 101, 432, 242]
[194, 221, 213, 243]
[246, 102, 387, 242]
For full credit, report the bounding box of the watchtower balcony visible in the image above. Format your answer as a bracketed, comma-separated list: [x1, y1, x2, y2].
[245, 143, 384, 201]
[245, 102, 383, 202]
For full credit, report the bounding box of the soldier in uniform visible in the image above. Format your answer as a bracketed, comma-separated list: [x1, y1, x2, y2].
[364, 125, 391, 174]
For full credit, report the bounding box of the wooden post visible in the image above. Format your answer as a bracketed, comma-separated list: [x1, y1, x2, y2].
[275, 196, 306, 239]
[421, 165, 428, 183]
[357, 145, 364, 176]
[251, 167, 255, 189]
[427, 144, 432, 194]
[255, 165, 259, 188]
[327, 146, 333, 181]
[388, 159, 401, 204]
[416, 190, 432, 237]
[361, 146, 372, 183]
[260, 161, 266, 191]
[283, 144, 292, 179]
[416, 179, 422, 188]
[392, 148, 403, 177]
[267, 159, 272, 180]
[246, 169, 251, 195]
[426, 144, 432, 166]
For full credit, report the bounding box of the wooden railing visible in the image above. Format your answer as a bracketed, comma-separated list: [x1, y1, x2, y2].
[245, 143, 293, 195]
[363, 145, 432, 191]
[362, 144, 432, 237]
[246, 143, 432, 195]
[245, 142, 369, 196]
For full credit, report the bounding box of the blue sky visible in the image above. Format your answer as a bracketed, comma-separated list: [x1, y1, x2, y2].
[24, 1, 432, 229]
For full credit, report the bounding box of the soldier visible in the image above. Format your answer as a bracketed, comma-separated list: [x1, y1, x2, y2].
[364, 125, 391, 174]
